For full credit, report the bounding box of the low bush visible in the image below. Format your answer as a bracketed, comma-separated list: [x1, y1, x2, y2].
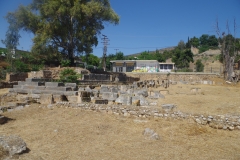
[59, 68, 81, 83]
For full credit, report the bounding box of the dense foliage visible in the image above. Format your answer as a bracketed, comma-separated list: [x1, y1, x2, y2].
[195, 59, 204, 72]
[59, 68, 81, 83]
[3, 0, 119, 65]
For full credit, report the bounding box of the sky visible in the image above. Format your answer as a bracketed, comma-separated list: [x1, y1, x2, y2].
[0, 0, 240, 57]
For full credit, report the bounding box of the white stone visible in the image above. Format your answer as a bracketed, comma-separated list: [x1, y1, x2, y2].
[228, 126, 234, 131]
[195, 118, 202, 124]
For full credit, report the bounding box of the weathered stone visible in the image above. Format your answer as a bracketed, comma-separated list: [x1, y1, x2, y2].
[115, 95, 132, 105]
[0, 135, 27, 157]
[134, 89, 148, 97]
[132, 95, 148, 106]
[149, 91, 165, 99]
[39, 94, 53, 105]
[159, 90, 169, 95]
[18, 81, 45, 86]
[14, 106, 24, 111]
[16, 94, 29, 102]
[195, 118, 202, 124]
[143, 128, 160, 140]
[45, 82, 64, 87]
[45, 87, 72, 91]
[228, 126, 234, 131]
[47, 104, 53, 109]
[161, 104, 176, 111]
[0, 116, 7, 124]
[102, 92, 118, 101]
[100, 86, 110, 93]
[65, 83, 77, 88]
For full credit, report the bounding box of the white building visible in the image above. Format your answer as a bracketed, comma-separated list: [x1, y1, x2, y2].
[110, 60, 175, 73]
[159, 63, 175, 72]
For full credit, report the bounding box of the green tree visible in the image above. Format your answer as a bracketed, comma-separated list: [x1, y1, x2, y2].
[199, 34, 210, 46]
[154, 52, 165, 62]
[115, 52, 125, 60]
[189, 36, 199, 47]
[106, 53, 116, 71]
[4, 0, 119, 66]
[82, 53, 100, 67]
[172, 49, 194, 69]
[196, 59, 204, 72]
[138, 51, 154, 60]
[177, 40, 186, 51]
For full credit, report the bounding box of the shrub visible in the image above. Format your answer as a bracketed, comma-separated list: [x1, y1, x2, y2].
[196, 59, 204, 72]
[0, 62, 10, 69]
[60, 60, 70, 67]
[31, 64, 43, 71]
[14, 60, 30, 72]
[59, 68, 81, 83]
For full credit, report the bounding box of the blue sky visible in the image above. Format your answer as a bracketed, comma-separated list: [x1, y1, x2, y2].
[0, 0, 239, 57]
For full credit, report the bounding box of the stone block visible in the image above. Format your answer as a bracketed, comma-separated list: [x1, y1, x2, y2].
[31, 89, 44, 94]
[100, 86, 110, 93]
[65, 83, 77, 88]
[132, 95, 148, 106]
[23, 86, 46, 90]
[9, 88, 29, 94]
[191, 88, 201, 93]
[63, 91, 77, 96]
[102, 92, 118, 101]
[132, 99, 140, 106]
[39, 94, 53, 104]
[159, 90, 169, 95]
[134, 89, 148, 97]
[120, 85, 128, 92]
[94, 99, 108, 104]
[110, 87, 119, 93]
[25, 78, 47, 82]
[66, 96, 79, 103]
[18, 81, 45, 86]
[13, 85, 23, 89]
[161, 104, 176, 111]
[29, 94, 40, 99]
[45, 82, 64, 87]
[16, 94, 29, 101]
[115, 95, 132, 105]
[53, 95, 63, 103]
[46, 87, 72, 91]
[79, 91, 91, 97]
[148, 91, 165, 99]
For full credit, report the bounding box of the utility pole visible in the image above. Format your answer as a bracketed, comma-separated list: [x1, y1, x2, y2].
[114, 49, 119, 54]
[101, 34, 109, 71]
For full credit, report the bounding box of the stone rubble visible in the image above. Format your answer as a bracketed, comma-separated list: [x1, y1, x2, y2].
[1, 78, 240, 131]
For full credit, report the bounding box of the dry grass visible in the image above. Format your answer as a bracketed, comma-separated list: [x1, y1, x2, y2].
[159, 82, 240, 115]
[1, 79, 240, 159]
[0, 105, 240, 160]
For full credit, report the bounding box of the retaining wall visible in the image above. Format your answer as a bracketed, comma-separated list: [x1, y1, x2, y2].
[126, 72, 218, 82]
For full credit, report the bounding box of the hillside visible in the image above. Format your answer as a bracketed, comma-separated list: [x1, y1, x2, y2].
[125, 46, 176, 57]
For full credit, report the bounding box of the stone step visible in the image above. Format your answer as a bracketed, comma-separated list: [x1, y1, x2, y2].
[18, 81, 45, 86]
[45, 82, 65, 87]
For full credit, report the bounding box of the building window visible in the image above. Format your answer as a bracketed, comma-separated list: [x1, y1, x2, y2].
[160, 64, 163, 69]
[168, 64, 173, 69]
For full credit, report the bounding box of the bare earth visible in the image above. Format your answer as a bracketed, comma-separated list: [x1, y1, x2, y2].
[1, 79, 240, 160]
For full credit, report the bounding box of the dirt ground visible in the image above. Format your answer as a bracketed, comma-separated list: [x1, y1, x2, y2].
[1, 79, 240, 159]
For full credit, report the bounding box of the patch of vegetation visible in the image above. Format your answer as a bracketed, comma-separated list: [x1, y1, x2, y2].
[60, 60, 71, 67]
[196, 59, 204, 72]
[59, 68, 81, 83]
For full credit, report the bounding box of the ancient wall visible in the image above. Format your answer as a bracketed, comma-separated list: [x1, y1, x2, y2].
[6, 73, 28, 82]
[126, 72, 218, 82]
